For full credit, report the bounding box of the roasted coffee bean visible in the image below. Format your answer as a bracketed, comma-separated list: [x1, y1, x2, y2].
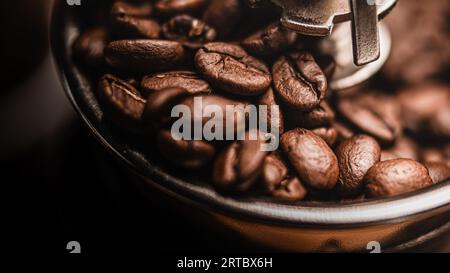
[162, 14, 216, 49]
[179, 95, 249, 138]
[141, 71, 212, 95]
[257, 87, 284, 134]
[98, 74, 146, 131]
[365, 159, 433, 198]
[285, 101, 335, 129]
[157, 129, 216, 169]
[73, 27, 108, 67]
[203, 0, 245, 37]
[155, 0, 209, 17]
[273, 52, 327, 111]
[424, 162, 450, 184]
[242, 22, 298, 56]
[336, 135, 381, 197]
[213, 131, 268, 192]
[195, 42, 271, 96]
[261, 153, 307, 202]
[111, 1, 160, 39]
[281, 129, 339, 190]
[311, 127, 337, 147]
[380, 151, 398, 162]
[105, 40, 185, 72]
[337, 98, 397, 146]
[143, 87, 191, 128]
[398, 83, 450, 134]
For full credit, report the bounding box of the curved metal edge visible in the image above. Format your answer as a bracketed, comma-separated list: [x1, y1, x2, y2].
[51, 1, 450, 228]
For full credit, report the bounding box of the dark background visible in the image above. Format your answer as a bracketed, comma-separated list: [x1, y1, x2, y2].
[3, 0, 259, 255]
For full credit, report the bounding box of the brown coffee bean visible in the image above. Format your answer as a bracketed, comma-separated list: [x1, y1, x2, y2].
[285, 101, 335, 129]
[311, 127, 337, 147]
[273, 52, 328, 111]
[143, 87, 191, 128]
[155, 0, 209, 17]
[424, 162, 450, 184]
[257, 87, 284, 134]
[157, 129, 216, 169]
[380, 151, 399, 161]
[141, 71, 212, 95]
[336, 135, 381, 197]
[105, 40, 185, 73]
[337, 98, 397, 146]
[203, 0, 245, 37]
[261, 154, 307, 202]
[242, 22, 297, 56]
[162, 14, 216, 49]
[365, 159, 433, 198]
[98, 74, 146, 131]
[73, 27, 108, 67]
[111, 1, 160, 39]
[179, 95, 249, 139]
[195, 42, 271, 96]
[281, 128, 339, 190]
[213, 131, 268, 192]
[398, 83, 450, 134]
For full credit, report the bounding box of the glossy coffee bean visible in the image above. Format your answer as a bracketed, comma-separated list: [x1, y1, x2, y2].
[143, 87, 191, 128]
[105, 40, 185, 73]
[273, 52, 327, 111]
[337, 98, 397, 146]
[424, 162, 450, 184]
[195, 42, 271, 96]
[257, 87, 284, 134]
[162, 14, 216, 49]
[261, 153, 307, 202]
[311, 127, 337, 147]
[336, 135, 381, 197]
[73, 27, 108, 67]
[213, 131, 268, 192]
[141, 70, 212, 95]
[155, 0, 209, 17]
[157, 129, 216, 169]
[98, 74, 146, 131]
[242, 22, 297, 56]
[111, 1, 160, 39]
[285, 101, 335, 129]
[365, 159, 433, 197]
[281, 129, 339, 190]
[203, 0, 245, 37]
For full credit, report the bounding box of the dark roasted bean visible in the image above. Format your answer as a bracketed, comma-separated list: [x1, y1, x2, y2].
[195, 42, 271, 96]
[158, 129, 216, 169]
[242, 22, 298, 56]
[365, 159, 433, 197]
[73, 27, 108, 67]
[281, 128, 339, 190]
[105, 40, 185, 72]
[162, 14, 216, 49]
[111, 1, 160, 39]
[273, 52, 328, 111]
[336, 135, 381, 197]
[311, 127, 337, 147]
[285, 101, 335, 129]
[203, 0, 245, 37]
[213, 131, 268, 192]
[141, 70, 212, 95]
[424, 162, 450, 184]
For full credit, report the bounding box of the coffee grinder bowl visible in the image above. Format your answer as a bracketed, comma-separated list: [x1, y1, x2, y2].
[51, 1, 450, 252]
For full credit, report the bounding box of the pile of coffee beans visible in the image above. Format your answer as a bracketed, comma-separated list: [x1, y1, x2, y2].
[73, 0, 450, 203]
